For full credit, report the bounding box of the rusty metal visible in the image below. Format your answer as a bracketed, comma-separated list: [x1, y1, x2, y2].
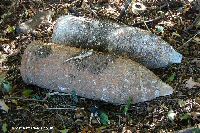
[20, 42, 173, 104]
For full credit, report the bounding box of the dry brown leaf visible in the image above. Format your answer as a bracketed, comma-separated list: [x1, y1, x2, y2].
[185, 77, 200, 89]
[0, 99, 9, 112]
[191, 112, 200, 121]
[192, 58, 200, 67]
[193, 37, 200, 44]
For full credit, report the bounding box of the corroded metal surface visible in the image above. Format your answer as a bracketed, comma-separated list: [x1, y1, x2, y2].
[52, 15, 182, 68]
[20, 42, 173, 104]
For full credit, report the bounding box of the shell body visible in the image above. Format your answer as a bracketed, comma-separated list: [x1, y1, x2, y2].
[20, 42, 173, 104]
[52, 15, 182, 68]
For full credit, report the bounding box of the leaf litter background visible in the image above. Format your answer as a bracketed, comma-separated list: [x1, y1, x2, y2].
[0, 0, 200, 132]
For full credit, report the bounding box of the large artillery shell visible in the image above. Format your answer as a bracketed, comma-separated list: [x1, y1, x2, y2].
[20, 42, 173, 104]
[52, 15, 182, 69]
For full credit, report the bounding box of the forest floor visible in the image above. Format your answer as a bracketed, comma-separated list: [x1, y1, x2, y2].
[0, 0, 200, 132]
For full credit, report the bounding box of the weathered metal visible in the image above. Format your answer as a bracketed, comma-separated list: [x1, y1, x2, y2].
[20, 42, 173, 104]
[52, 15, 182, 69]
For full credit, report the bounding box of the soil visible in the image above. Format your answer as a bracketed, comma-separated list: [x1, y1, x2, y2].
[0, 0, 199, 132]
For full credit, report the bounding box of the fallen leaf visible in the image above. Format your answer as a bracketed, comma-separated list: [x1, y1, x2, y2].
[172, 32, 181, 37]
[0, 54, 7, 66]
[183, 4, 191, 14]
[2, 123, 7, 133]
[185, 77, 200, 89]
[123, 97, 132, 115]
[167, 109, 176, 121]
[161, 104, 168, 110]
[166, 73, 176, 83]
[178, 99, 187, 108]
[97, 126, 107, 132]
[59, 128, 69, 133]
[0, 38, 9, 43]
[180, 113, 191, 120]
[122, 127, 132, 133]
[191, 58, 200, 67]
[100, 112, 110, 125]
[2, 81, 12, 93]
[156, 25, 164, 33]
[5, 25, 15, 33]
[0, 99, 9, 112]
[11, 99, 18, 105]
[191, 112, 200, 120]
[193, 37, 200, 44]
[22, 89, 33, 97]
[0, 75, 5, 84]
[32, 95, 42, 100]
[194, 14, 200, 28]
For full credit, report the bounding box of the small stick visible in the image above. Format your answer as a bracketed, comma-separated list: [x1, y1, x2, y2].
[4, 97, 46, 102]
[64, 49, 93, 63]
[178, 31, 200, 50]
[138, 12, 152, 33]
[46, 107, 78, 110]
[48, 92, 71, 96]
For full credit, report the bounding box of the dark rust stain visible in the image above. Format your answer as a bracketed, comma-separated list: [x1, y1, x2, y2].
[33, 45, 52, 59]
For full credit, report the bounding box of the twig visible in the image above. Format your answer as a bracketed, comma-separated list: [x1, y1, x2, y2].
[48, 92, 71, 96]
[118, 115, 121, 127]
[131, 12, 165, 27]
[4, 97, 46, 102]
[46, 107, 78, 110]
[178, 31, 200, 50]
[64, 49, 93, 63]
[138, 12, 151, 33]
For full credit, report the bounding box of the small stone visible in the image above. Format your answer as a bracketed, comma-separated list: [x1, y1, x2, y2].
[20, 42, 173, 105]
[91, 118, 100, 125]
[52, 15, 182, 69]
[131, 2, 146, 14]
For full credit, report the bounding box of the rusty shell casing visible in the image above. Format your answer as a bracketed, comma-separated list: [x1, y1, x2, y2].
[20, 42, 173, 104]
[52, 15, 182, 69]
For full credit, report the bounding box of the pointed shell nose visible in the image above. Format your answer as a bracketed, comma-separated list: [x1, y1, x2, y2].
[159, 83, 173, 96]
[169, 49, 183, 64]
